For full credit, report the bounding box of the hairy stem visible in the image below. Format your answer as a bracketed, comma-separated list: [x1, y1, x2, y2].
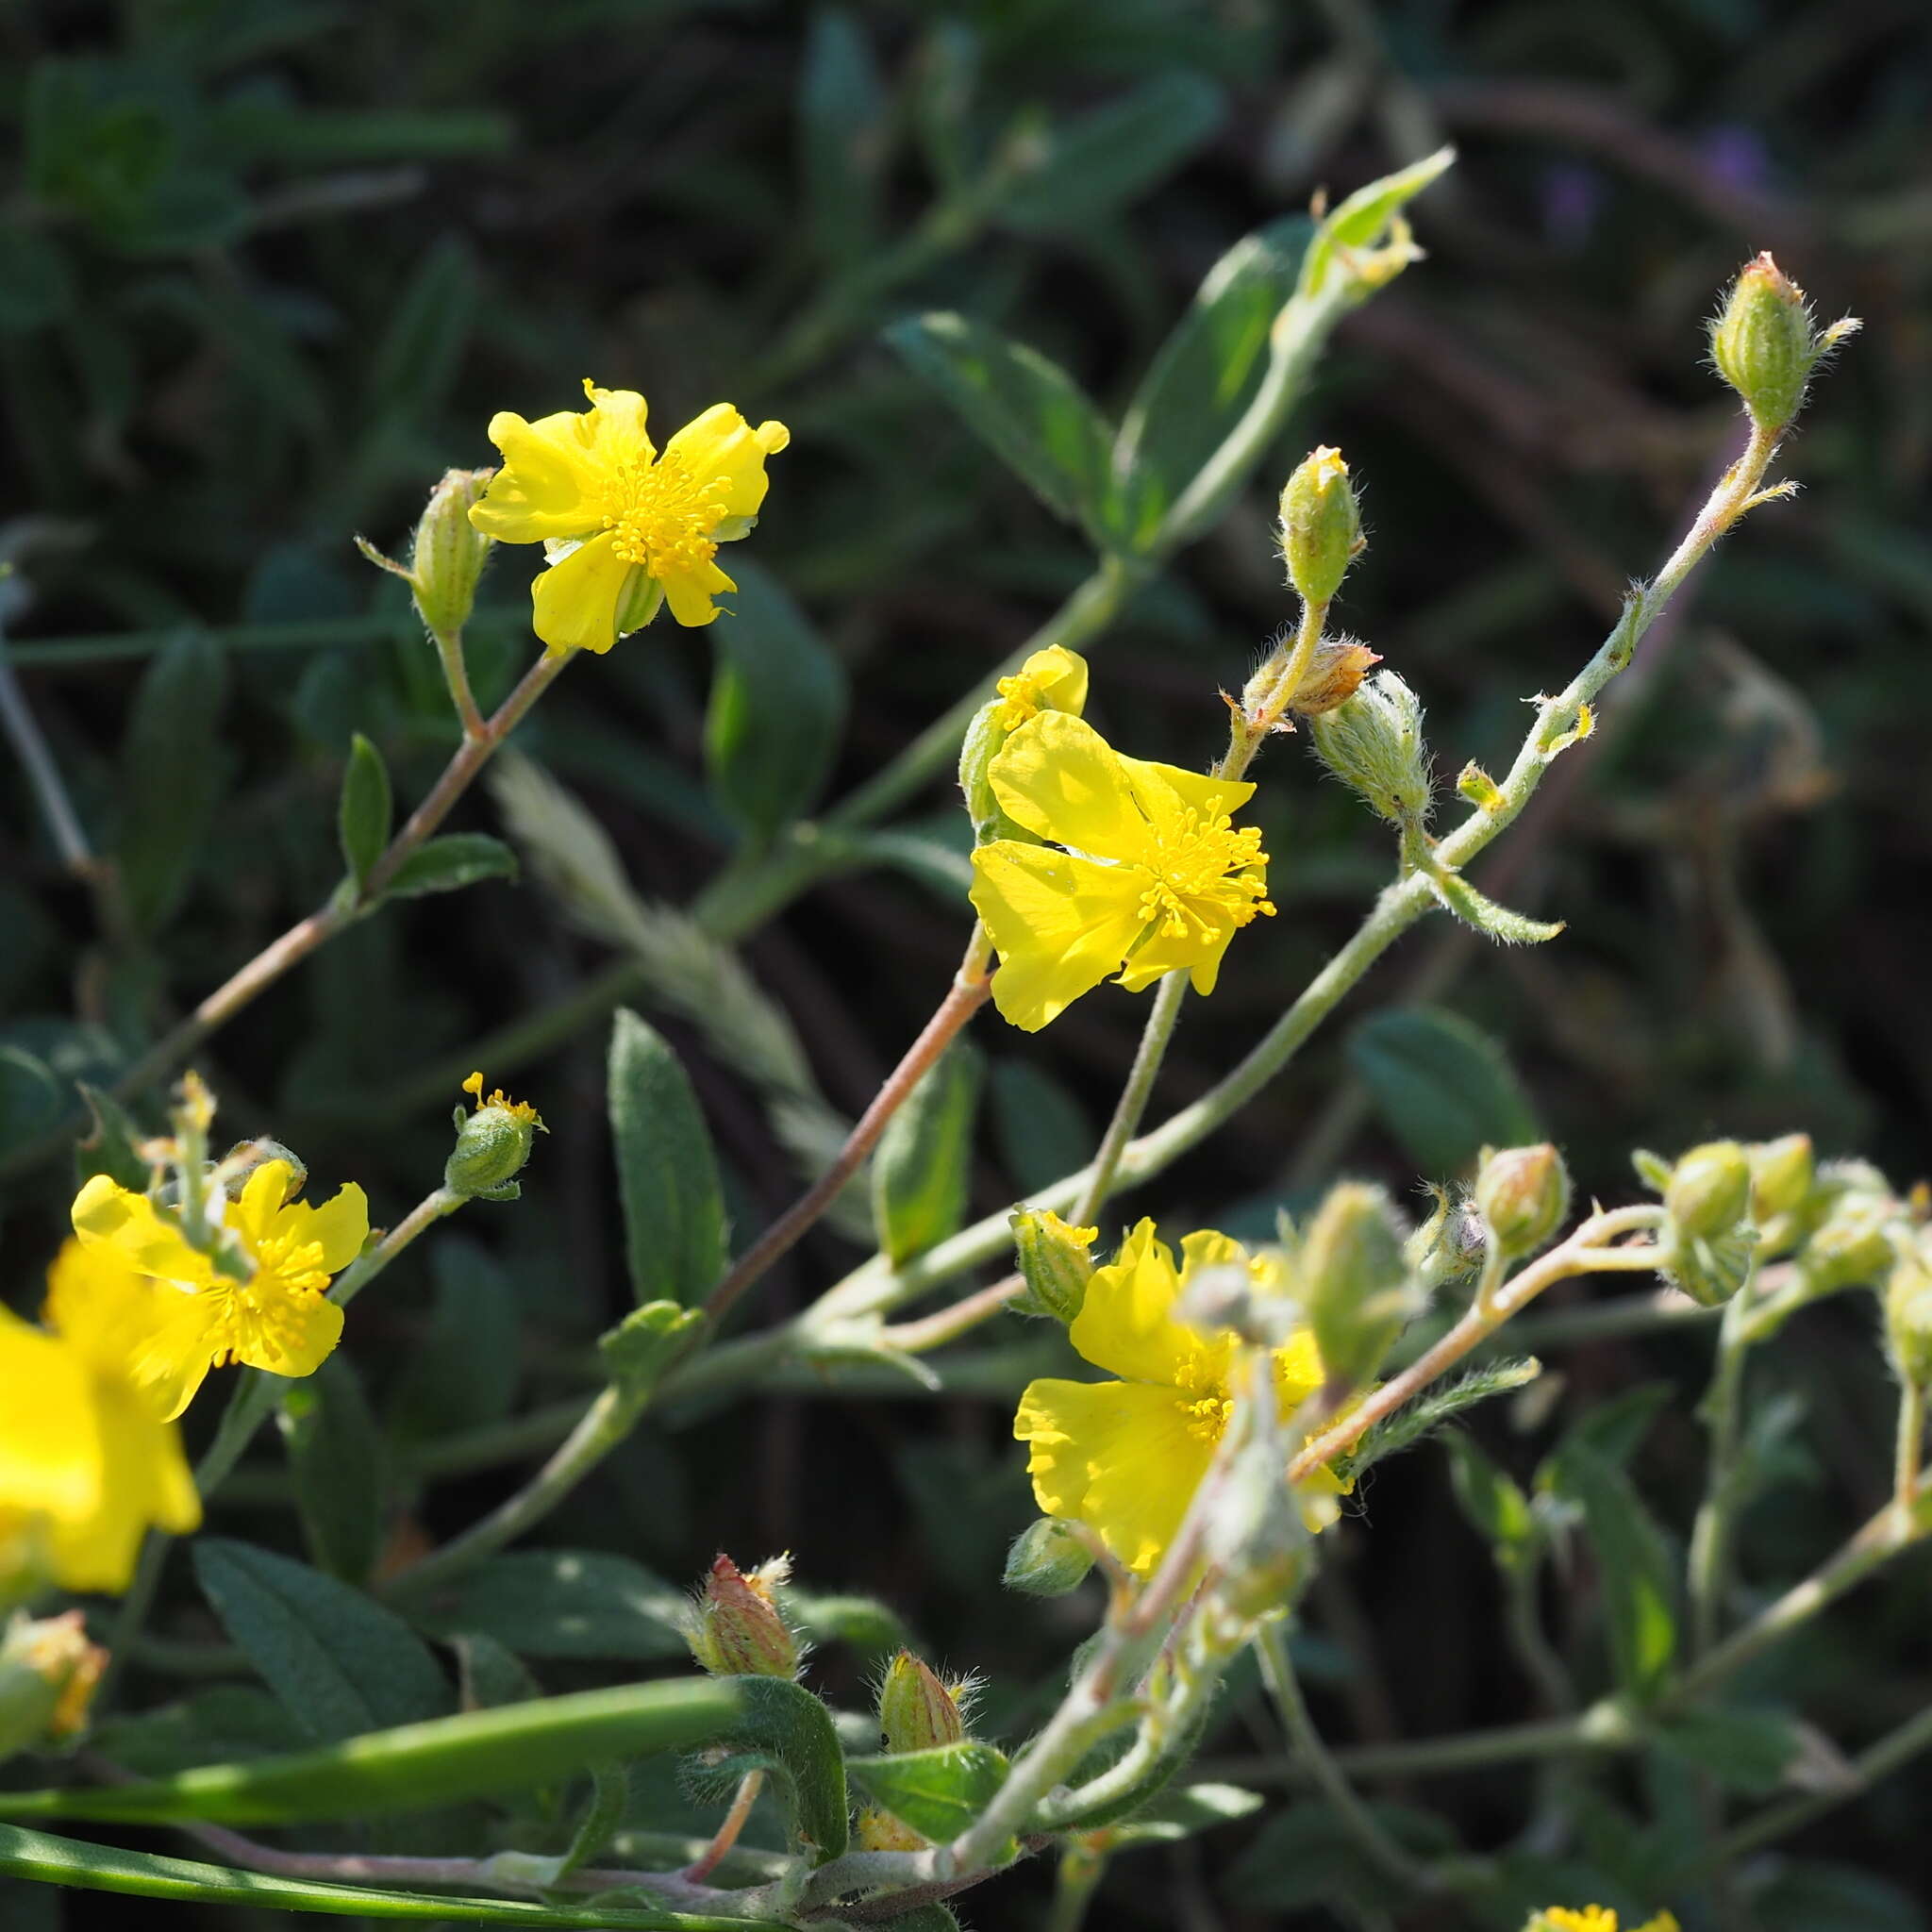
[1688, 1292, 1753, 1658]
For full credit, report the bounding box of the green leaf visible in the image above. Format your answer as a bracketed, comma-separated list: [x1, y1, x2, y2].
[0, 1678, 742, 1829]
[1557, 1382, 1672, 1472]
[608, 1008, 726, 1307]
[782, 1591, 913, 1659]
[800, 8, 888, 269]
[988, 1058, 1091, 1197]
[1102, 1781, 1264, 1847]
[599, 1299, 708, 1397]
[404, 1551, 689, 1661]
[1229, 1800, 1459, 1915]
[364, 233, 482, 426]
[1114, 217, 1312, 543]
[338, 731, 394, 889]
[1442, 1429, 1537, 1557]
[700, 1676, 849, 1864]
[1748, 1861, 1929, 1932]
[389, 1236, 523, 1440]
[1347, 1006, 1540, 1178]
[997, 73, 1226, 235]
[1296, 145, 1455, 303]
[73, 1082, 150, 1190]
[886, 312, 1119, 544]
[1345, 1359, 1541, 1478]
[1541, 1440, 1678, 1699]
[380, 832, 518, 899]
[845, 1741, 1009, 1842]
[704, 560, 848, 841]
[0, 1048, 62, 1158]
[1653, 1707, 1808, 1795]
[452, 1633, 544, 1712]
[89, 1686, 306, 1778]
[192, 1541, 450, 1743]
[1424, 866, 1566, 945]
[277, 1355, 385, 1586]
[119, 629, 228, 931]
[0, 1820, 746, 1925]
[872, 1041, 981, 1265]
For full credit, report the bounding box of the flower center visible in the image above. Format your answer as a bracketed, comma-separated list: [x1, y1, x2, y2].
[598, 452, 732, 578]
[191, 1233, 332, 1371]
[1136, 808, 1276, 939]
[1178, 1392, 1235, 1442]
[992, 670, 1047, 729]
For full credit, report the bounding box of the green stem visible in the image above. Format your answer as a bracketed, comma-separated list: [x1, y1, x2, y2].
[1688, 1291, 1754, 1658]
[1895, 1378, 1924, 1524]
[1504, 1557, 1575, 1714]
[1043, 1844, 1106, 1932]
[430, 625, 487, 741]
[1069, 971, 1189, 1230]
[1257, 1621, 1424, 1891]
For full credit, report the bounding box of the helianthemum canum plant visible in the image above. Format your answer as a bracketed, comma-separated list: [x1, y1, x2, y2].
[6, 146, 1924, 1932]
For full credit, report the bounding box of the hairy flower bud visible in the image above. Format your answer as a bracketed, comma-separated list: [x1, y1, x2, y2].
[1749, 1133, 1815, 1224]
[1666, 1141, 1753, 1241]
[1008, 1208, 1098, 1323]
[1407, 1187, 1488, 1289]
[1299, 1182, 1414, 1393]
[445, 1071, 545, 1200]
[1277, 445, 1363, 607]
[683, 1554, 800, 1680]
[1475, 1144, 1571, 1257]
[1800, 1176, 1903, 1296]
[218, 1138, 308, 1206]
[1286, 636, 1381, 718]
[1308, 671, 1430, 826]
[1884, 1239, 1932, 1391]
[0, 1612, 107, 1758]
[1665, 1228, 1757, 1309]
[877, 1650, 967, 1755]
[1709, 255, 1819, 430]
[409, 468, 496, 640]
[1003, 1516, 1096, 1596]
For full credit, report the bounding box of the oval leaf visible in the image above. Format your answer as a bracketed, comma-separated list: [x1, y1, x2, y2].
[872, 1041, 981, 1265]
[338, 731, 394, 888]
[381, 832, 518, 900]
[1346, 1006, 1539, 1179]
[119, 629, 229, 932]
[846, 1740, 1009, 1842]
[404, 1550, 689, 1661]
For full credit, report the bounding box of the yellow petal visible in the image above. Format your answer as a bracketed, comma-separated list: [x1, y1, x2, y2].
[1025, 644, 1089, 717]
[1115, 750, 1255, 832]
[968, 842, 1147, 1032]
[1070, 1219, 1233, 1390]
[660, 556, 737, 628]
[1115, 898, 1240, 994]
[662, 404, 789, 522]
[580, 383, 654, 467]
[1015, 1375, 1214, 1577]
[1271, 1326, 1328, 1415]
[530, 532, 637, 655]
[238, 1290, 344, 1382]
[234, 1160, 295, 1252]
[470, 408, 607, 542]
[56, 1377, 201, 1587]
[276, 1183, 370, 1276]
[71, 1176, 211, 1287]
[0, 1308, 99, 1522]
[986, 711, 1148, 858]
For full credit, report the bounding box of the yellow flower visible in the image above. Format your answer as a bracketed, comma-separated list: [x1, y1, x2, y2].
[1531, 1912, 1678, 1932]
[967, 711, 1275, 1032]
[469, 380, 790, 655]
[991, 643, 1090, 729]
[461, 1070, 545, 1129]
[69, 1160, 369, 1422]
[0, 1250, 200, 1598]
[1014, 1220, 1337, 1578]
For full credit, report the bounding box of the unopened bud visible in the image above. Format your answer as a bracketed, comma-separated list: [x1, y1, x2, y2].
[1285, 636, 1381, 718]
[1666, 1141, 1752, 1241]
[877, 1650, 966, 1754]
[683, 1554, 800, 1680]
[1885, 1240, 1932, 1391]
[1749, 1134, 1815, 1223]
[1800, 1183, 1902, 1295]
[409, 468, 496, 639]
[1003, 1517, 1096, 1596]
[1299, 1182, 1415, 1392]
[958, 646, 1089, 844]
[1475, 1144, 1571, 1257]
[1709, 255, 1820, 430]
[1008, 1208, 1098, 1323]
[0, 1612, 107, 1757]
[218, 1139, 308, 1206]
[1308, 671, 1430, 826]
[445, 1071, 544, 1200]
[1277, 446, 1363, 607]
[1406, 1187, 1487, 1289]
[1665, 1227, 1757, 1308]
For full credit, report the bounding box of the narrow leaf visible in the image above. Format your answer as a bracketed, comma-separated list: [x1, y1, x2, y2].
[1426, 867, 1565, 945]
[845, 1741, 1009, 1842]
[389, 1236, 523, 1441]
[608, 1009, 726, 1307]
[119, 630, 228, 931]
[192, 1541, 449, 1743]
[1345, 1360, 1542, 1477]
[872, 1041, 981, 1265]
[404, 1550, 689, 1661]
[338, 731, 393, 888]
[1442, 1429, 1536, 1557]
[800, 9, 888, 268]
[1297, 146, 1455, 302]
[381, 832, 518, 899]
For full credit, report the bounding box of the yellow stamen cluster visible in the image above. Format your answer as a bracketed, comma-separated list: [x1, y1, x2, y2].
[600, 452, 733, 577]
[1138, 812, 1275, 939]
[462, 1071, 545, 1129]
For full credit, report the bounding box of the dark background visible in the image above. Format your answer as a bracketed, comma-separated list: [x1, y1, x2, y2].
[4, 1, 1932, 1925]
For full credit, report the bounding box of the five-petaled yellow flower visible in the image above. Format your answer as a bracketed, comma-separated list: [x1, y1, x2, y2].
[1530, 1911, 1678, 1932]
[70, 1160, 369, 1422]
[967, 711, 1275, 1032]
[1015, 1220, 1339, 1577]
[469, 380, 790, 656]
[1, 1247, 200, 1597]
[991, 643, 1089, 730]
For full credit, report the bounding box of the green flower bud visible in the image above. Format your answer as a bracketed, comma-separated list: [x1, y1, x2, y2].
[1666, 1141, 1752, 1241]
[1709, 254, 1820, 430]
[1800, 1184, 1902, 1295]
[0, 1611, 105, 1758]
[1475, 1144, 1571, 1257]
[1885, 1241, 1932, 1391]
[1406, 1187, 1488, 1289]
[1299, 1181, 1416, 1392]
[1749, 1133, 1815, 1224]
[1008, 1208, 1098, 1323]
[1665, 1226, 1757, 1308]
[877, 1650, 967, 1754]
[218, 1138, 308, 1206]
[1277, 445, 1363, 607]
[1003, 1517, 1095, 1597]
[1308, 671, 1431, 827]
[408, 468, 496, 640]
[445, 1071, 544, 1201]
[682, 1554, 801, 1680]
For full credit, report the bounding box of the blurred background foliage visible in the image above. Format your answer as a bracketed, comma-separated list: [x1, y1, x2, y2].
[5, 0, 1932, 1925]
